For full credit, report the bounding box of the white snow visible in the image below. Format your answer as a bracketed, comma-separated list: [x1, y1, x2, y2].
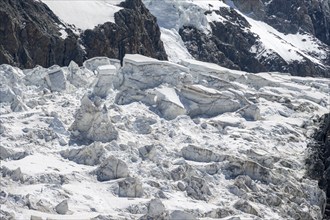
[245, 16, 326, 64]
[58, 29, 68, 39]
[156, 86, 184, 108]
[160, 28, 193, 63]
[96, 64, 117, 75]
[2, 153, 93, 175]
[40, 0, 123, 30]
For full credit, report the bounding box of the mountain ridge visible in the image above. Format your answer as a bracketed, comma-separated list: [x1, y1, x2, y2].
[0, 0, 329, 77]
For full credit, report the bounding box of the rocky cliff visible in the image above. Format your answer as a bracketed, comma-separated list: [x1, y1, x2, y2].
[261, 0, 330, 46]
[176, 0, 330, 77]
[0, 0, 84, 68]
[0, 0, 167, 68]
[307, 113, 330, 219]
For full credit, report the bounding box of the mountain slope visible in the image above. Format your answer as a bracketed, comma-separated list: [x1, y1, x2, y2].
[144, 0, 330, 77]
[1, 0, 329, 77]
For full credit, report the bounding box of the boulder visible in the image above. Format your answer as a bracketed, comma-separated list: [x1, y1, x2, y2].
[55, 200, 68, 215]
[94, 156, 129, 181]
[233, 200, 260, 217]
[225, 160, 271, 182]
[10, 97, 28, 112]
[185, 176, 211, 201]
[30, 215, 43, 220]
[60, 143, 106, 166]
[133, 117, 156, 134]
[138, 145, 156, 160]
[0, 146, 28, 160]
[140, 199, 169, 220]
[170, 210, 196, 220]
[45, 68, 67, 92]
[49, 117, 69, 136]
[118, 177, 143, 198]
[0, 85, 16, 103]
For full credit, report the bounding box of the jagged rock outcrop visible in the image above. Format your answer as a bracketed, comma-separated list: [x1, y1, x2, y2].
[177, 1, 330, 77]
[82, 0, 167, 64]
[179, 9, 265, 73]
[180, 18, 329, 77]
[260, 0, 330, 46]
[0, 0, 84, 68]
[0, 0, 167, 68]
[306, 113, 330, 219]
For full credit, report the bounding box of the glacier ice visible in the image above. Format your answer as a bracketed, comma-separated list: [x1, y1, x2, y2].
[0, 54, 329, 219]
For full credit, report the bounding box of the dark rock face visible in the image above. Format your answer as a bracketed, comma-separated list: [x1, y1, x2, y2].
[0, 0, 84, 68]
[0, 0, 167, 68]
[179, 5, 330, 77]
[234, 0, 330, 46]
[81, 0, 167, 64]
[179, 8, 267, 73]
[306, 113, 330, 219]
[261, 0, 330, 46]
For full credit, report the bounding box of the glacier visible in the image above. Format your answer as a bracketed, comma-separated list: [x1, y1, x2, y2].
[0, 54, 329, 219]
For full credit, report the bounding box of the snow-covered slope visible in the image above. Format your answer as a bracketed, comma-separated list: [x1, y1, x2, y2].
[143, 0, 330, 76]
[1, 54, 329, 219]
[40, 0, 123, 30]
